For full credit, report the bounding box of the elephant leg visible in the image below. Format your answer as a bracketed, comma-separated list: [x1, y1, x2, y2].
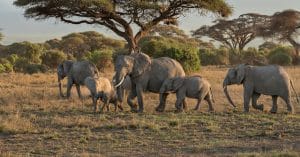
[175, 97, 184, 112]
[205, 94, 214, 112]
[127, 87, 138, 112]
[282, 95, 294, 114]
[270, 95, 278, 114]
[243, 88, 252, 113]
[136, 85, 144, 113]
[93, 96, 98, 113]
[66, 79, 73, 98]
[182, 99, 187, 110]
[75, 84, 82, 99]
[155, 93, 169, 112]
[194, 98, 202, 111]
[252, 92, 264, 111]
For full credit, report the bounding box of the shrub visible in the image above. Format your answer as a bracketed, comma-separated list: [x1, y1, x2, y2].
[41, 49, 67, 68]
[165, 47, 200, 72]
[0, 58, 13, 73]
[267, 46, 293, 65]
[269, 52, 292, 65]
[139, 36, 200, 72]
[199, 48, 229, 65]
[241, 47, 267, 65]
[24, 64, 48, 74]
[84, 49, 113, 71]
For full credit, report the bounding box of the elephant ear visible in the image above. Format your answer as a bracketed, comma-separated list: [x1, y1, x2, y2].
[236, 64, 248, 84]
[172, 77, 184, 91]
[131, 53, 151, 77]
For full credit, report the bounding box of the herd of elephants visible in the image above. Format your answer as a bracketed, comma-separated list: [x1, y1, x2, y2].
[57, 52, 299, 114]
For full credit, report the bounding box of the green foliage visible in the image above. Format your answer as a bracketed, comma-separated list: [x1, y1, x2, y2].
[41, 49, 67, 68]
[0, 58, 13, 73]
[199, 48, 229, 65]
[139, 36, 200, 72]
[267, 46, 293, 65]
[84, 49, 113, 71]
[5, 41, 44, 64]
[165, 47, 200, 72]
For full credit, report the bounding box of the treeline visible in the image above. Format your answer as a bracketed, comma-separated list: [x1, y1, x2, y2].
[0, 31, 297, 74]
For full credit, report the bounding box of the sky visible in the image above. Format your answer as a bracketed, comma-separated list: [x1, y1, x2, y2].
[0, 0, 300, 46]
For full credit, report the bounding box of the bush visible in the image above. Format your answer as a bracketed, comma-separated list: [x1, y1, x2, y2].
[84, 49, 113, 71]
[267, 46, 293, 65]
[41, 49, 67, 68]
[14, 57, 30, 72]
[241, 47, 267, 65]
[165, 47, 200, 72]
[0, 58, 14, 73]
[269, 52, 292, 65]
[139, 36, 200, 72]
[24, 64, 48, 74]
[199, 48, 229, 65]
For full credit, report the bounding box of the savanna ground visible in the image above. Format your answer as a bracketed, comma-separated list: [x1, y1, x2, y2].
[0, 66, 300, 156]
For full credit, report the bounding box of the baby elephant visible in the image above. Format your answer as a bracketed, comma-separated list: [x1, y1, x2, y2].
[160, 76, 215, 112]
[84, 76, 123, 112]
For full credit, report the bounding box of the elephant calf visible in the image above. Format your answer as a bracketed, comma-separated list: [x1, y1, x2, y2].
[84, 76, 123, 112]
[160, 76, 215, 112]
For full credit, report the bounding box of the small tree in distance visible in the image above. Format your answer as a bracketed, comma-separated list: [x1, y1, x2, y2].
[14, 0, 232, 53]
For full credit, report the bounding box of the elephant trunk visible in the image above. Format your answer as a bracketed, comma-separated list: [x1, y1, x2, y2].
[223, 79, 236, 108]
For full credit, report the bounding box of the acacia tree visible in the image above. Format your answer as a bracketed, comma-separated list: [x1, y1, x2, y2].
[14, 0, 232, 53]
[192, 14, 267, 54]
[254, 10, 300, 62]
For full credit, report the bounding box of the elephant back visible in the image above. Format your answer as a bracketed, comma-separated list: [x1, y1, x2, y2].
[147, 57, 185, 92]
[71, 61, 99, 85]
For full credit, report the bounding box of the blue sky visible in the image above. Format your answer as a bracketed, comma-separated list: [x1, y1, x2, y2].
[1, 0, 300, 46]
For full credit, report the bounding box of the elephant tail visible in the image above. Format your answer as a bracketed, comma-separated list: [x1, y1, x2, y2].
[290, 79, 299, 104]
[210, 87, 215, 104]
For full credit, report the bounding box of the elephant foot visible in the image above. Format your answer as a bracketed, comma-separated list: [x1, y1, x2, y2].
[208, 108, 214, 112]
[253, 104, 264, 111]
[193, 107, 199, 111]
[137, 109, 144, 113]
[175, 108, 183, 113]
[155, 106, 165, 112]
[269, 110, 277, 114]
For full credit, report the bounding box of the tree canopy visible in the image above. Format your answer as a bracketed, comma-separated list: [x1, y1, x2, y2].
[192, 14, 267, 54]
[14, 0, 232, 53]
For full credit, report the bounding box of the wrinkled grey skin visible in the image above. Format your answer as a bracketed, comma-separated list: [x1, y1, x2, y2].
[114, 53, 186, 112]
[223, 64, 299, 113]
[84, 76, 123, 112]
[112, 75, 132, 103]
[57, 60, 98, 98]
[160, 76, 215, 111]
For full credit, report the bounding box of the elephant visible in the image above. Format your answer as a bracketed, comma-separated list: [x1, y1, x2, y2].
[223, 64, 299, 113]
[84, 76, 123, 112]
[57, 60, 98, 98]
[160, 76, 215, 111]
[114, 52, 186, 112]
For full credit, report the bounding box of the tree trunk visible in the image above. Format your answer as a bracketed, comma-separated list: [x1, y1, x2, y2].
[125, 36, 138, 54]
[287, 36, 300, 64]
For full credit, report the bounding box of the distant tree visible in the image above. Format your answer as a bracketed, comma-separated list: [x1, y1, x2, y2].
[254, 10, 300, 63]
[41, 49, 67, 68]
[0, 32, 3, 42]
[193, 15, 267, 55]
[14, 0, 232, 53]
[149, 24, 188, 38]
[258, 41, 279, 52]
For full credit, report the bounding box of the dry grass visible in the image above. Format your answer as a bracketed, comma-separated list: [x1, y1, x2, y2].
[0, 66, 300, 156]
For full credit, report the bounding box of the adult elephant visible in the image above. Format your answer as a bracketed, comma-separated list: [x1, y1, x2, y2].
[57, 60, 99, 98]
[114, 53, 185, 112]
[223, 64, 299, 113]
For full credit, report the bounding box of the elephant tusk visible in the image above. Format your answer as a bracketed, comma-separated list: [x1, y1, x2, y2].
[114, 76, 125, 88]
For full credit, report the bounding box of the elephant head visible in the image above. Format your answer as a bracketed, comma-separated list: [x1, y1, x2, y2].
[57, 60, 74, 97]
[159, 77, 184, 93]
[114, 53, 151, 100]
[223, 64, 248, 108]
